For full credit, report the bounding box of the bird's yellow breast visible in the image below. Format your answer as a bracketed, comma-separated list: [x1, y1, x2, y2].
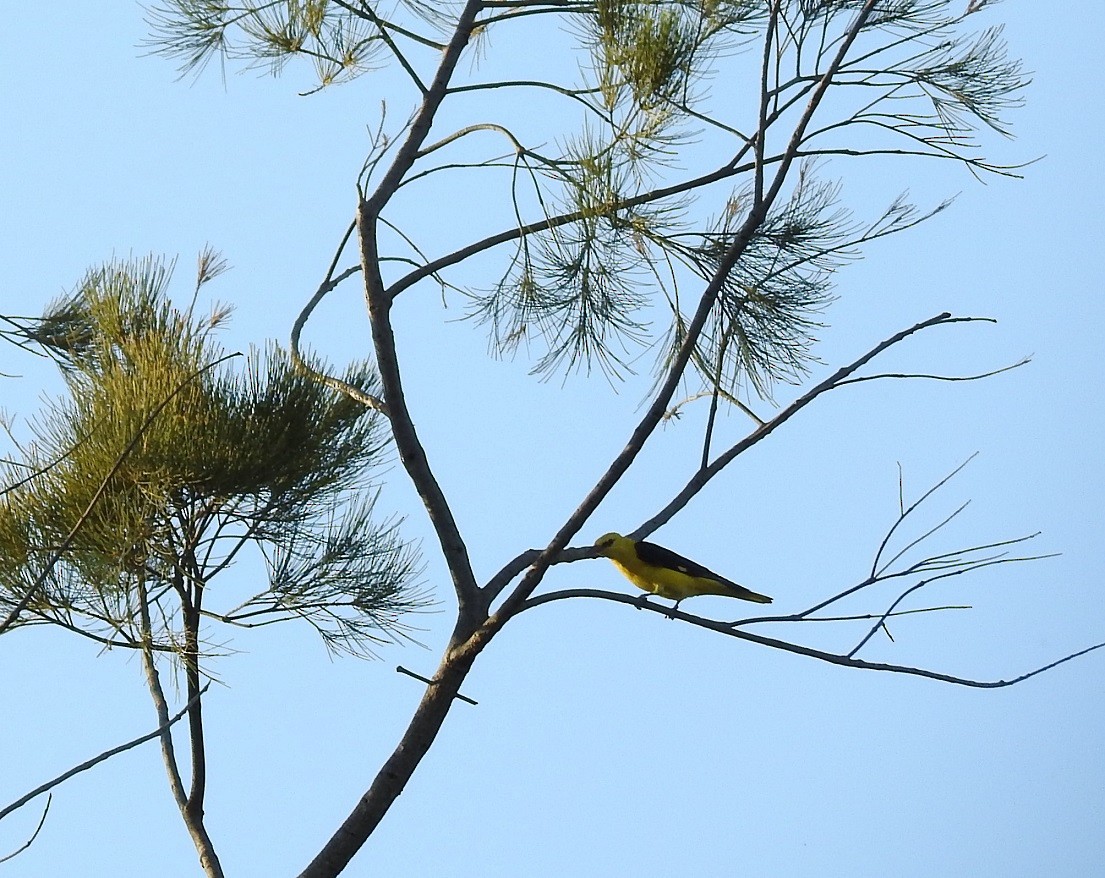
[595, 531, 772, 605]
[609, 557, 730, 601]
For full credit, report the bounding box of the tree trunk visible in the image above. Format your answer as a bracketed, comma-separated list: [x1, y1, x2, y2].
[296, 631, 481, 878]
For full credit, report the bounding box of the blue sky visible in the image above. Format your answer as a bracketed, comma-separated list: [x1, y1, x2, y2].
[2, 3, 1103, 876]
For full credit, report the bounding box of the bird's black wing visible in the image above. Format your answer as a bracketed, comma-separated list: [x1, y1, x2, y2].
[635, 539, 772, 603]
[634, 540, 724, 581]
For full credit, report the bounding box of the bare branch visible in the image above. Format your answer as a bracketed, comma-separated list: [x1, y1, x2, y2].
[836, 355, 1031, 387]
[846, 559, 1009, 658]
[754, 2, 780, 205]
[0, 686, 209, 824]
[0, 796, 50, 865]
[138, 579, 224, 878]
[289, 222, 388, 416]
[869, 453, 979, 581]
[634, 312, 966, 540]
[478, 2, 888, 629]
[516, 588, 1105, 688]
[138, 581, 188, 811]
[876, 499, 971, 579]
[396, 665, 478, 706]
[351, 0, 488, 617]
[738, 604, 974, 625]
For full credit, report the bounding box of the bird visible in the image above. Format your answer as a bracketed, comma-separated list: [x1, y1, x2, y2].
[593, 532, 772, 612]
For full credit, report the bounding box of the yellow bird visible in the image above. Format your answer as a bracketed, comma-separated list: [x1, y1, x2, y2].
[594, 532, 772, 610]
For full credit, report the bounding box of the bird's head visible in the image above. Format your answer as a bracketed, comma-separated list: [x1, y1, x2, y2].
[594, 532, 624, 557]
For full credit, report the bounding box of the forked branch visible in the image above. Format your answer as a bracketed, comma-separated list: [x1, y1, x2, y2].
[636, 312, 991, 538]
[476, 1, 886, 629]
[520, 587, 1103, 688]
[518, 454, 1099, 689]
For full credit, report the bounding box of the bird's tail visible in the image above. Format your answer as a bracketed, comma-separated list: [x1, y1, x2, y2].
[729, 583, 772, 604]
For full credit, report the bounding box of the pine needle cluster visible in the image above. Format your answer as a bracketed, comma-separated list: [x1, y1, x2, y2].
[0, 256, 424, 659]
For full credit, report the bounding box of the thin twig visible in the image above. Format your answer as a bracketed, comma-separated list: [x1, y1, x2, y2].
[289, 222, 388, 416]
[635, 313, 965, 541]
[396, 666, 478, 705]
[0, 797, 50, 864]
[870, 453, 978, 581]
[516, 588, 1105, 688]
[727, 604, 973, 626]
[836, 356, 1031, 386]
[875, 500, 970, 578]
[0, 686, 209, 824]
[483, 314, 1000, 602]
